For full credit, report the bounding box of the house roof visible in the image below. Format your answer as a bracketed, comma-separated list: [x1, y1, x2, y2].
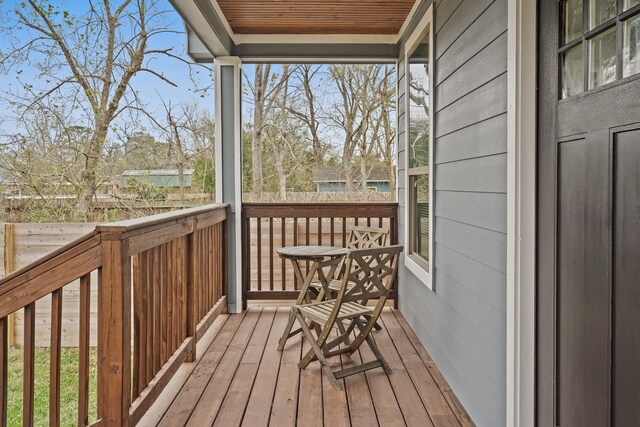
[312, 165, 391, 183]
[119, 169, 195, 188]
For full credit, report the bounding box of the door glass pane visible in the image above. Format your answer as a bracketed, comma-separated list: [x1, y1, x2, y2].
[624, 14, 640, 77]
[564, 0, 584, 43]
[590, 0, 616, 29]
[589, 28, 617, 88]
[408, 33, 430, 169]
[410, 174, 429, 264]
[624, 0, 640, 10]
[562, 44, 584, 97]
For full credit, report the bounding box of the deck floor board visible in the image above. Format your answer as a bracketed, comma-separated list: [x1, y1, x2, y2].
[152, 307, 472, 426]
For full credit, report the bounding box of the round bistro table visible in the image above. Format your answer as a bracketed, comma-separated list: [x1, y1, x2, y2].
[276, 245, 349, 351]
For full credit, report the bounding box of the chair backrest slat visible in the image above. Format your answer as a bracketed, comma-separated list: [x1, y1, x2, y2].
[346, 225, 389, 250]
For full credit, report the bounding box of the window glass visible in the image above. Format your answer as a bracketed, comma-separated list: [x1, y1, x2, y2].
[410, 175, 429, 263]
[407, 27, 431, 270]
[564, 0, 584, 43]
[624, 14, 640, 77]
[590, 0, 616, 29]
[589, 28, 617, 88]
[408, 41, 430, 169]
[562, 44, 584, 97]
[625, 0, 640, 10]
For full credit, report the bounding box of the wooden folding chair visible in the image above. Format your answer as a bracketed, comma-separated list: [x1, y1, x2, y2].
[292, 245, 403, 390]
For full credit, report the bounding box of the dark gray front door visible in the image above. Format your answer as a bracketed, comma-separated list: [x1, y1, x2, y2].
[538, 0, 640, 425]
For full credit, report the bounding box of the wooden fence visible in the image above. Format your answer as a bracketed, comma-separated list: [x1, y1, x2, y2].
[0, 204, 228, 426]
[241, 203, 399, 302]
[1, 223, 98, 347]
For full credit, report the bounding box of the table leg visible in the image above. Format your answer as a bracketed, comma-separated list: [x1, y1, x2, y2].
[278, 259, 319, 351]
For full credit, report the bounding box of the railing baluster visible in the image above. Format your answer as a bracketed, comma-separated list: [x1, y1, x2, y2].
[330, 218, 335, 246]
[281, 218, 286, 291]
[187, 230, 197, 362]
[167, 241, 174, 355]
[269, 218, 274, 291]
[342, 217, 347, 247]
[209, 226, 214, 309]
[145, 250, 154, 384]
[161, 244, 167, 365]
[23, 302, 36, 426]
[153, 246, 161, 374]
[50, 289, 63, 427]
[78, 273, 91, 427]
[0, 316, 8, 427]
[257, 219, 262, 291]
[293, 218, 298, 289]
[305, 218, 310, 277]
[317, 217, 322, 246]
[133, 255, 142, 398]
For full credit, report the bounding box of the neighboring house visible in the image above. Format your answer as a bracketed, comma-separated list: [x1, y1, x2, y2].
[312, 165, 392, 192]
[118, 169, 194, 190]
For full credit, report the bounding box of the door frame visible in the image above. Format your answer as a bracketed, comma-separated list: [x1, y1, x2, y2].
[507, 0, 537, 425]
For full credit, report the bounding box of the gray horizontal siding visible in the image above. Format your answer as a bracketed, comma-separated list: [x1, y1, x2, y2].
[396, 1, 508, 426]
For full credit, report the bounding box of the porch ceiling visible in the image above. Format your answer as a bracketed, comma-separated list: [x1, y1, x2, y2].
[169, 0, 430, 62]
[216, 0, 416, 35]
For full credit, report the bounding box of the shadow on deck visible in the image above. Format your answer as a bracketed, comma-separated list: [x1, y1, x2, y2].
[139, 307, 474, 426]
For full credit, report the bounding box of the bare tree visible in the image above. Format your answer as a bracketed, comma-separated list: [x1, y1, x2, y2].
[0, 0, 202, 216]
[158, 101, 215, 199]
[328, 64, 390, 192]
[244, 65, 292, 199]
[288, 65, 325, 165]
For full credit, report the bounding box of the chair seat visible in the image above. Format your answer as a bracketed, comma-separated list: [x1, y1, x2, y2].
[296, 300, 372, 325]
[309, 279, 353, 292]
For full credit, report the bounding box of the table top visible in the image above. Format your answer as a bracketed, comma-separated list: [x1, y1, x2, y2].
[276, 245, 349, 260]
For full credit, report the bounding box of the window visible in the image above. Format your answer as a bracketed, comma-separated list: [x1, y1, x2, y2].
[405, 6, 433, 287]
[560, 0, 640, 98]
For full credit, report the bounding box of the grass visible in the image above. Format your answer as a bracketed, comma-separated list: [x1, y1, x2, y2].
[7, 346, 98, 426]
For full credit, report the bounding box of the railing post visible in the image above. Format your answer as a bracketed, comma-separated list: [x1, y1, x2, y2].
[186, 225, 198, 362]
[98, 233, 131, 426]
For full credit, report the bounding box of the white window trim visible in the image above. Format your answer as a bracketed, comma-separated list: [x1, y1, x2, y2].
[404, 5, 434, 290]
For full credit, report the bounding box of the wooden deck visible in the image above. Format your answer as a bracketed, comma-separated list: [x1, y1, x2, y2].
[141, 307, 473, 427]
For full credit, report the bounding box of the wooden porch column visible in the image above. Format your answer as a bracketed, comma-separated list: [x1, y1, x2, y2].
[215, 56, 243, 313]
[98, 234, 132, 426]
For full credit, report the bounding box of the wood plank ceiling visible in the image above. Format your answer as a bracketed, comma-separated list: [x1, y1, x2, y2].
[216, 0, 417, 35]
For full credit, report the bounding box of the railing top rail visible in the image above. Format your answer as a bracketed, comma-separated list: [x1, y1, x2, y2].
[0, 231, 97, 286]
[0, 232, 101, 317]
[96, 203, 229, 233]
[242, 202, 398, 219]
[242, 202, 398, 207]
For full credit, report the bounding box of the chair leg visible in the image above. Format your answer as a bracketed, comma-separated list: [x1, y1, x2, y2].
[293, 309, 341, 390]
[365, 333, 392, 375]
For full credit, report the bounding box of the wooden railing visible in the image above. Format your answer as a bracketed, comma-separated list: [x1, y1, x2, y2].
[0, 204, 228, 426]
[241, 203, 399, 303]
